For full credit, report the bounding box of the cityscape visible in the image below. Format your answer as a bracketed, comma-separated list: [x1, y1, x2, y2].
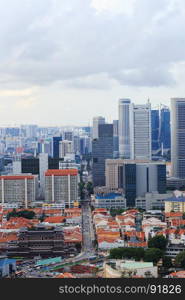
[0, 98, 185, 279]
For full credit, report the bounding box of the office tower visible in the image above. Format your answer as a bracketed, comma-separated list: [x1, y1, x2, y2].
[80, 136, 92, 155]
[64, 131, 73, 141]
[0, 175, 38, 208]
[151, 109, 160, 155]
[21, 157, 40, 175]
[92, 116, 105, 140]
[21, 125, 38, 138]
[53, 136, 62, 158]
[159, 105, 171, 155]
[59, 140, 74, 158]
[118, 99, 131, 159]
[13, 160, 22, 174]
[113, 120, 119, 159]
[39, 153, 48, 197]
[73, 135, 80, 155]
[130, 102, 152, 160]
[105, 159, 166, 207]
[45, 169, 78, 208]
[171, 98, 185, 178]
[92, 124, 113, 187]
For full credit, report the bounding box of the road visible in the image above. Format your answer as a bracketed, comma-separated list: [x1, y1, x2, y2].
[81, 198, 95, 256]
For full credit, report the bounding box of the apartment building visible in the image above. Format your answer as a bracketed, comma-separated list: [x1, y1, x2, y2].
[45, 169, 78, 208]
[0, 175, 38, 208]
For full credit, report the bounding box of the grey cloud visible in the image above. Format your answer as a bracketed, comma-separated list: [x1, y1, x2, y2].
[0, 0, 185, 88]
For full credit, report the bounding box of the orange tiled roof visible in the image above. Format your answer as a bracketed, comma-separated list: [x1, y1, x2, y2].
[45, 169, 78, 176]
[44, 216, 66, 223]
[165, 212, 183, 218]
[56, 273, 75, 278]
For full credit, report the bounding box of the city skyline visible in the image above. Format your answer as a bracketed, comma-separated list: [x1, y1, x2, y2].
[0, 0, 185, 125]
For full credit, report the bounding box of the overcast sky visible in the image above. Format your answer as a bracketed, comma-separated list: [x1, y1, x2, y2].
[0, 0, 185, 126]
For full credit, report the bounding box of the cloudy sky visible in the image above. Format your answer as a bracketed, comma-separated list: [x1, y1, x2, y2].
[0, 0, 185, 126]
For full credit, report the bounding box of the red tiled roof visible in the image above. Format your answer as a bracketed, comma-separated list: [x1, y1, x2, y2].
[0, 175, 35, 180]
[45, 169, 78, 176]
[44, 216, 66, 223]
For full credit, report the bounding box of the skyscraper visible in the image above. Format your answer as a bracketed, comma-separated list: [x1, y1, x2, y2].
[113, 120, 119, 159]
[92, 116, 105, 140]
[130, 102, 152, 160]
[151, 109, 160, 155]
[92, 124, 113, 187]
[53, 136, 62, 158]
[118, 99, 131, 159]
[159, 105, 171, 155]
[171, 98, 185, 178]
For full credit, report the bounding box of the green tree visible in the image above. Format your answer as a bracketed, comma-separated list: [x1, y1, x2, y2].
[7, 210, 35, 220]
[148, 235, 167, 250]
[109, 247, 145, 261]
[162, 256, 173, 268]
[175, 251, 185, 268]
[144, 248, 163, 264]
[86, 182, 94, 195]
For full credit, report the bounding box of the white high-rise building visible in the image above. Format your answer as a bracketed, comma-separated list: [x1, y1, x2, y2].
[171, 98, 185, 178]
[118, 99, 131, 158]
[39, 153, 48, 197]
[130, 102, 152, 160]
[92, 116, 105, 139]
[59, 140, 74, 159]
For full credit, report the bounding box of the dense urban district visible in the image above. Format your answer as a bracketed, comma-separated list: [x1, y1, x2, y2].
[1, 98, 185, 279]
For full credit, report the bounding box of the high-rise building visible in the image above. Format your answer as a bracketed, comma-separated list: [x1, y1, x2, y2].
[113, 120, 119, 159]
[64, 131, 73, 141]
[130, 102, 152, 160]
[0, 175, 38, 208]
[39, 153, 48, 197]
[92, 124, 113, 187]
[53, 136, 62, 158]
[105, 159, 166, 207]
[118, 99, 131, 159]
[45, 169, 78, 208]
[171, 98, 185, 178]
[59, 140, 74, 159]
[159, 106, 171, 155]
[151, 109, 160, 155]
[92, 116, 105, 140]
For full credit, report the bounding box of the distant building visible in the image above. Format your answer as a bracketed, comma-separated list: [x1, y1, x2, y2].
[105, 159, 166, 207]
[92, 116, 105, 140]
[53, 136, 62, 158]
[92, 124, 113, 187]
[59, 140, 74, 159]
[165, 196, 185, 213]
[113, 120, 119, 159]
[130, 102, 152, 160]
[118, 99, 131, 159]
[171, 98, 185, 178]
[93, 192, 126, 209]
[151, 109, 160, 155]
[45, 169, 79, 208]
[0, 175, 38, 208]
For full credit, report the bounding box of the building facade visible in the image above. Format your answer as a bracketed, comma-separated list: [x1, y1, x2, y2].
[92, 124, 113, 187]
[171, 98, 185, 178]
[0, 175, 38, 208]
[45, 169, 78, 208]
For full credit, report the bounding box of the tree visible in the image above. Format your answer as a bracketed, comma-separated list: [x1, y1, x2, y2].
[109, 247, 145, 261]
[175, 251, 185, 268]
[144, 248, 163, 264]
[7, 210, 36, 220]
[162, 256, 173, 268]
[148, 235, 167, 250]
[86, 182, 94, 196]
